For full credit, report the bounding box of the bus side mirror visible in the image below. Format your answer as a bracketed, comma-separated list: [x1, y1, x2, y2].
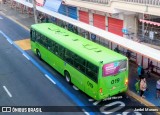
[30, 30, 32, 38]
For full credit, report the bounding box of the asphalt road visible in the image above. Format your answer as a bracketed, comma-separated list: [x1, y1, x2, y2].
[0, 13, 157, 115]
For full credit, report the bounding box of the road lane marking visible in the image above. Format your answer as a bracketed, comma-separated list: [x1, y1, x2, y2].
[0, 31, 13, 44]
[7, 38, 13, 44]
[82, 109, 89, 115]
[0, 31, 94, 115]
[45, 74, 56, 84]
[23, 53, 30, 60]
[88, 99, 94, 102]
[14, 39, 31, 50]
[3, 86, 12, 97]
[73, 85, 79, 90]
[93, 100, 101, 105]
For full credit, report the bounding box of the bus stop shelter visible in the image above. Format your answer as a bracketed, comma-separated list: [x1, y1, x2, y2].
[12, 0, 160, 74]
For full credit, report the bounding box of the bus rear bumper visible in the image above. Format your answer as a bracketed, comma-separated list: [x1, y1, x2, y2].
[97, 87, 128, 100]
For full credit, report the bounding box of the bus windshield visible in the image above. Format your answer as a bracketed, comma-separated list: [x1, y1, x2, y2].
[102, 60, 127, 77]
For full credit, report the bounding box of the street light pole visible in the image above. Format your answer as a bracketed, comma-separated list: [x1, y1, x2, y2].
[0, 0, 2, 11]
[32, 0, 38, 23]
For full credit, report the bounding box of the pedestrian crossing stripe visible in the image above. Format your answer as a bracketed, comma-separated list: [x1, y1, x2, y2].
[14, 39, 31, 50]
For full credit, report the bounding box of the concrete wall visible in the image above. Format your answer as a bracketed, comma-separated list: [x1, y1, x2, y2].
[124, 14, 136, 39]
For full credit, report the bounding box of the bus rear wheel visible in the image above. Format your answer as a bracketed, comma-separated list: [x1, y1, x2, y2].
[65, 71, 71, 83]
[36, 49, 41, 59]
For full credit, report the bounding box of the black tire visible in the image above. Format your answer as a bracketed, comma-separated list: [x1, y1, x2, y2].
[65, 71, 71, 84]
[36, 49, 41, 59]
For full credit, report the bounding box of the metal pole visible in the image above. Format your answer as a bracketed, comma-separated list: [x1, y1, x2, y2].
[142, 13, 144, 38]
[0, 0, 2, 11]
[32, 0, 38, 23]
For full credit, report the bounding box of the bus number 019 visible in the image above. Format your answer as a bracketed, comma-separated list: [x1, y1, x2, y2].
[111, 78, 120, 84]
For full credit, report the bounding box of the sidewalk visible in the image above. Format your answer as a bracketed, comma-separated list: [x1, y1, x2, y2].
[0, 2, 34, 30]
[128, 62, 160, 107]
[1, 2, 160, 111]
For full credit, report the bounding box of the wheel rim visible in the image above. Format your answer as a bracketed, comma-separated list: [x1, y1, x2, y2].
[66, 74, 70, 82]
[37, 50, 41, 58]
[38, 52, 40, 57]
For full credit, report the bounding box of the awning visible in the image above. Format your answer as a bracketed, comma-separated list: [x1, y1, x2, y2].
[36, 0, 44, 6]
[62, 0, 113, 13]
[43, 0, 62, 12]
[36, 6, 160, 62]
[139, 19, 160, 26]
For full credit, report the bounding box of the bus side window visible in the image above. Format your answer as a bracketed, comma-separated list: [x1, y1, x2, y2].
[47, 39, 52, 50]
[59, 45, 65, 59]
[41, 36, 48, 48]
[54, 43, 59, 55]
[50, 41, 55, 53]
[65, 50, 73, 65]
[64, 50, 69, 63]
[74, 55, 85, 73]
[70, 51, 75, 65]
[86, 62, 98, 83]
[36, 32, 41, 43]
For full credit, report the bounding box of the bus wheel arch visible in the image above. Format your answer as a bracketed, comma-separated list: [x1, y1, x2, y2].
[64, 70, 71, 84]
[36, 49, 41, 59]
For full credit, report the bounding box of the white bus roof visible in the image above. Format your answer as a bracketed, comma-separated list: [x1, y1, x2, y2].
[14, 0, 160, 62]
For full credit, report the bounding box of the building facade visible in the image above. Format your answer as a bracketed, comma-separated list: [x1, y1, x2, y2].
[21, 0, 160, 74]
[62, 0, 160, 74]
[63, 0, 160, 45]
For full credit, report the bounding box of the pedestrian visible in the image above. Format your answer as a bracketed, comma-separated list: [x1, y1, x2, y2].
[114, 46, 120, 53]
[156, 79, 160, 98]
[126, 50, 131, 60]
[149, 61, 154, 72]
[140, 77, 147, 98]
[135, 80, 140, 93]
[39, 14, 45, 23]
[147, 61, 154, 77]
[137, 63, 143, 79]
[45, 15, 49, 23]
[38, 13, 42, 23]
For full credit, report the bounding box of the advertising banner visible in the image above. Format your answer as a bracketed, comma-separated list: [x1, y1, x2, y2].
[102, 62, 120, 76]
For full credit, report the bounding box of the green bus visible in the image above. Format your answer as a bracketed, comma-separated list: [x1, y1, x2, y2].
[30, 23, 128, 100]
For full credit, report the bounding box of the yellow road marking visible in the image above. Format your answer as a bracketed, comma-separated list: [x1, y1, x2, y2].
[14, 39, 31, 50]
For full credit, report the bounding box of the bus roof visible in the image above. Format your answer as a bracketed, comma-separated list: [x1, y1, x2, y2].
[31, 23, 127, 66]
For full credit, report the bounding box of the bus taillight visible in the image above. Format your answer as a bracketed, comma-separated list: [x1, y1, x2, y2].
[125, 79, 128, 85]
[99, 88, 103, 93]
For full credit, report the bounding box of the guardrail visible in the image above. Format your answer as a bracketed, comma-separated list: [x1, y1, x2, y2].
[69, 0, 160, 6]
[81, 0, 110, 4]
[122, 0, 160, 6]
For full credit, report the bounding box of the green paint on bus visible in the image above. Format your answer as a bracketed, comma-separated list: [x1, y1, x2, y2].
[30, 23, 128, 100]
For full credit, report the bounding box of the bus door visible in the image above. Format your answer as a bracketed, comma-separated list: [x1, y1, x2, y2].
[71, 69, 84, 92]
[85, 78, 97, 99]
[84, 62, 98, 98]
[71, 55, 85, 91]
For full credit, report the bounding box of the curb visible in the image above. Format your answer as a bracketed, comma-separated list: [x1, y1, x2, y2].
[127, 90, 160, 115]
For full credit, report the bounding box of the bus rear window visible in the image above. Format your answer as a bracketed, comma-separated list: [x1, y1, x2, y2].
[102, 60, 127, 77]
